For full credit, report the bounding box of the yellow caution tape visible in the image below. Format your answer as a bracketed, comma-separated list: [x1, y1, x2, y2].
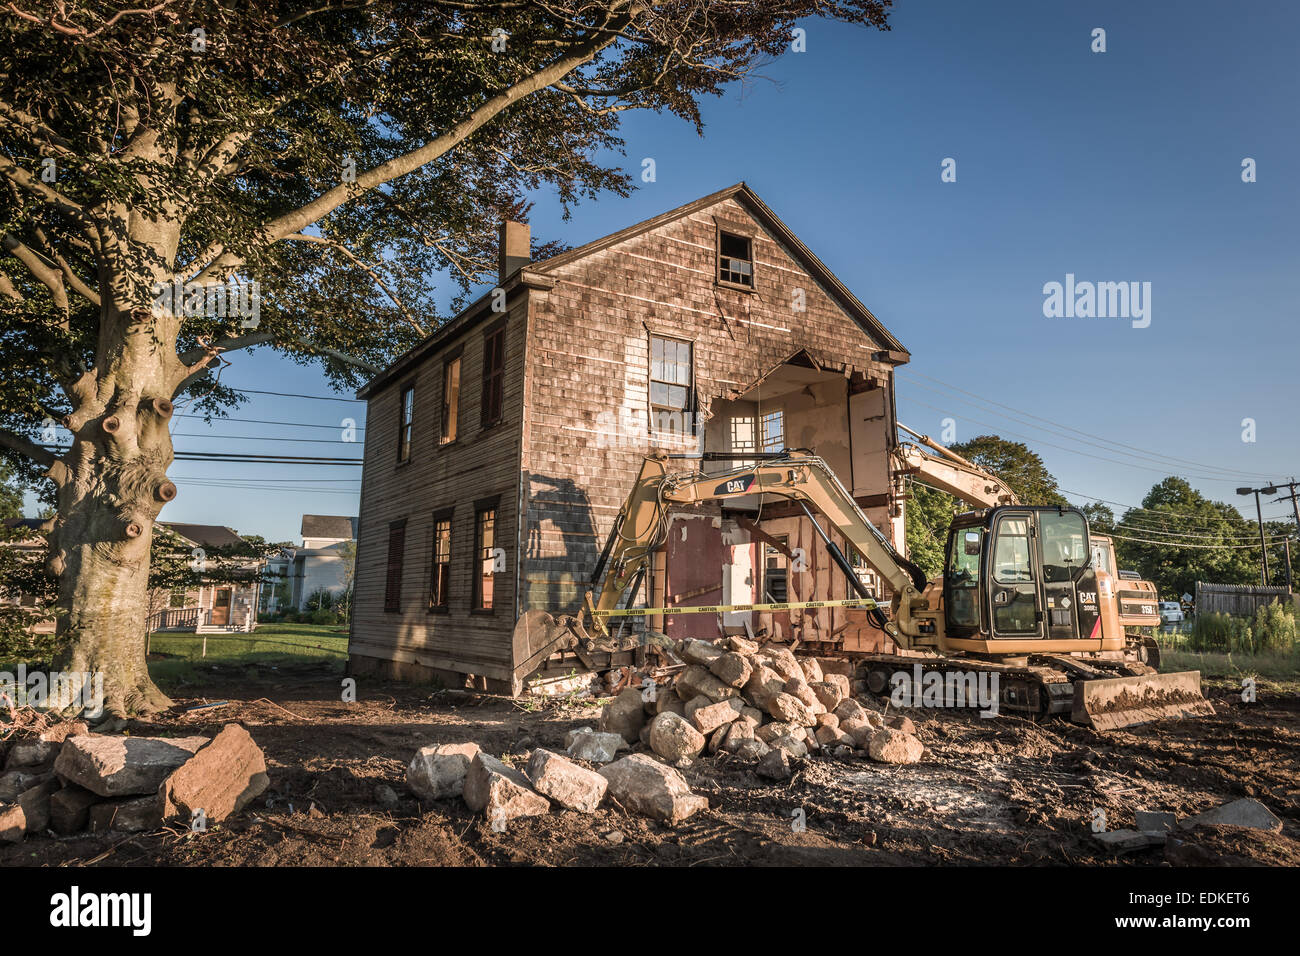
[592, 597, 879, 618]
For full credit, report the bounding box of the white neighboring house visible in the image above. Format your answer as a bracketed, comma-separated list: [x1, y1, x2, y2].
[262, 515, 357, 613]
[151, 523, 261, 633]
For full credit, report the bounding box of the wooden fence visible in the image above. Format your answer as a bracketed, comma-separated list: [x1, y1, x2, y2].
[1195, 582, 1295, 617]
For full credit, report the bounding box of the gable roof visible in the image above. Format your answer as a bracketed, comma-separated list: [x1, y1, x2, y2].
[301, 514, 358, 539]
[159, 523, 247, 549]
[358, 182, 907, 399]
[529, 182, 908, 356]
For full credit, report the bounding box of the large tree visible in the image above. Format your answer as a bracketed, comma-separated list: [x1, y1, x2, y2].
[0, 0, 895, 718]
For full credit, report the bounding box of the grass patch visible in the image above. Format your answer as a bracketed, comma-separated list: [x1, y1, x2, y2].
[148, 622, 348, 691]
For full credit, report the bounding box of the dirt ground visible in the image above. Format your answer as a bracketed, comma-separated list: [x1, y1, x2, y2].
[4, 666, 1298, 867]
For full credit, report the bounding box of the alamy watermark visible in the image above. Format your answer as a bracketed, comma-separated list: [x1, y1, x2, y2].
[1042, 274, 1150, 328]
[890, 663, 999, 718]
[0, 664, 104, 719]
[151, 277, 261, 327]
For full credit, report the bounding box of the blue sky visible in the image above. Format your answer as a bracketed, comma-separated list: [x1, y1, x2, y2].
[127, 0, 1299, 543]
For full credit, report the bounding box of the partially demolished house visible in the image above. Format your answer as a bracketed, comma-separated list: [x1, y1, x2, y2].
[349, 183, 911, 694]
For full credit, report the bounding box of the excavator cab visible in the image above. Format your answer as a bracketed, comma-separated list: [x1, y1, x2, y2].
[942, 507, 1107, 649]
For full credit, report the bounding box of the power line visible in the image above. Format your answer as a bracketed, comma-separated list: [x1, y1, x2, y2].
[177, 414, 366, 431]
[1061, 488, 1288, 536]
[172, 433, 359, 445]
[231, 387, 364, 403]
[897, 370, 1278, 481]
[1106, 531, 1295, 549]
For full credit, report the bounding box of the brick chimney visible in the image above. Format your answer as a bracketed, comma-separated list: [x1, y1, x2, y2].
[498, 221, 530, 282]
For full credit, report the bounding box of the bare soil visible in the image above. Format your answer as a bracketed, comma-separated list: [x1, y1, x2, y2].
[4, 666, 1298, 867]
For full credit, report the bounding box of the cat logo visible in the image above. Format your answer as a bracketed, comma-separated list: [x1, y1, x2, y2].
[715, 475, 755, 496]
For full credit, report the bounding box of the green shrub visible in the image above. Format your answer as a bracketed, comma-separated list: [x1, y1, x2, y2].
[1187, 601, 1296, 655]
[309, 608, 340, 626]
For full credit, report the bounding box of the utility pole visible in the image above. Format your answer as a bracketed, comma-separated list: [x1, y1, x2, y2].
[1238, 484, 1278, 586]
[1272, 479, 1300, 593]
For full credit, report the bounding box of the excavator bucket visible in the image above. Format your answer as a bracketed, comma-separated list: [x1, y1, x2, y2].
[1071, 670, 1214, 731]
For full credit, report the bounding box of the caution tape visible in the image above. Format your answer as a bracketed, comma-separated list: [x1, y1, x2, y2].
[591, 597, 879, 619]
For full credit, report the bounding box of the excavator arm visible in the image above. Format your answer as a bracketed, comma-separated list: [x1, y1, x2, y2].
[512, 452, 932, 682]
[894, 423, 1019, 508]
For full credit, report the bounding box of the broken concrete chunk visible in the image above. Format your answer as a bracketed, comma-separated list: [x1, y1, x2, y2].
[599, 688, 648, 744]
[679, 639, 724, 666]
[89, 794, 163, 833]
[867, 728, 924, 765]
[49, 784, 100, 835]
[525, 750, 606, 813]
[1094, 828, 1165, 851]
[158, 725, 269, 825]
[648, 712, 705, 763]
[1135, 810, 1178, 833]
[1180, 798, 1282, 832]
[54, 734, 209, 797]
[709, 652, 752, 688]
[598, 754, 708, 825]
[463, 753, 550, 822]
[407, 742, 482, 800]
[565, 727, 627, 764]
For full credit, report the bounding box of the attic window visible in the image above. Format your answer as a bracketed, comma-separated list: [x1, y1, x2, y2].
[718, 231, 753, 287]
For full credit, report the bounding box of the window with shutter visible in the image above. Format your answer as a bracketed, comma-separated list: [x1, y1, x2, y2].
[384, 520, 406, 612]
[481, 324, 505, 428]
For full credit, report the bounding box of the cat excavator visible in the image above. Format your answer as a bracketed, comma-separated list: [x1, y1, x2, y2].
[513, 446, 1211, 730]
[894, 424, 1163, 655]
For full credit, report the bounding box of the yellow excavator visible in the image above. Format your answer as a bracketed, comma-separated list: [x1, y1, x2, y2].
[894, 425, 1163, 661]
[514, 447, 1211, 730]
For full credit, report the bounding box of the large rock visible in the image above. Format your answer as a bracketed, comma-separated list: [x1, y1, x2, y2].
[809, 681, 843, 711]
[691, 700, 740, 735]
[89, 794, 163, 833]
[565, 727, 626, 764]
[54, 734, 208, 797]
[867, 728, 924, 765]
[648, 712, 705, 763]
[834, 698, 868, 723]
[0, 804, 24, 842]
[407, 742, 481, 800]
[599, 688, 648, 744]
[771, 735, 808, 759]
[758, 647, 804, 683]
[728, 635, 759, 655]
[756, 748, 791, 780]
[743, 663, 786, 709]
[4, 739, 59, 769]
[16, 777, 61, 833]
[158, 725, 269, 824]
[756, 721, 799, 743]
[767, 693, 815, 727]
[599, 754, 708, 824]
[709, 652, 752, 688]
[799, 657, 824, 684]
[784, 679, 821, 711]
[463, 753, 550, 822]
[49, 784, 100, 834]
[676, 665, 739, 704]
[824, 674, 851, 700]
[679, 639, 724, 666]
[0, 768, 47, 802]
[722, 720, 755, 752]
[1180, 798, 1282, 832]
[735, 739, 771, 762]
[525, 750, 606, 813]
[840, 716, 873, 748]
[653, 692, 687, 717]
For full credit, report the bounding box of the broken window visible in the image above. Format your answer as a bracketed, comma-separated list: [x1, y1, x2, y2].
[441, 355, 461, 444]
[474, 507, 496, 610]
[760, 408, 785, 452]
[384, 519, 406, 612]
[649, 335, 693, 438]
[764, 536, 789, 603]
[429, 513, 452, 611]
[718, 231, 753, 287]
[397, 385, 414, 463]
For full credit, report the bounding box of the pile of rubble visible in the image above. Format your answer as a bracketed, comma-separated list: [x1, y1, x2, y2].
[624, 637, 925, 780]
[404, 638, 926, 829]
[0, 721, 269, 842]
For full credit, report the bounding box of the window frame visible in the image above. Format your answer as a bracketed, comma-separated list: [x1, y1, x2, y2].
[759, 407, 785, 453]
[428, 508, 454, 613]
[480, 321, 506, 429]
[396, 382, 415, 464]
[716, 227, 755, 291]
[647, 332, 696, 439]
[472, 499, 500, 613]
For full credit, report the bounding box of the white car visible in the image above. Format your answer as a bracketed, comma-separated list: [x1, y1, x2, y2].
[1159, 601, 1184, 625]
